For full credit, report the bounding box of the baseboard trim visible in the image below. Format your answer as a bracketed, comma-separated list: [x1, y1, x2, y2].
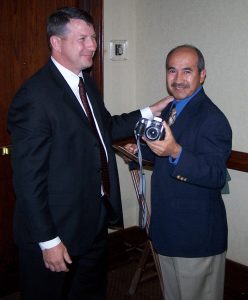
[225, 259, 248, 299]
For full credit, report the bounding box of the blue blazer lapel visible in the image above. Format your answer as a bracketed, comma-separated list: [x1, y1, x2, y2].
[170, 90, 206, 139]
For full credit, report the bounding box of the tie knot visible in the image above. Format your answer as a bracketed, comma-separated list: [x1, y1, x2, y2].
[171, 103, 176, 111]
[78, 76, 84, 87]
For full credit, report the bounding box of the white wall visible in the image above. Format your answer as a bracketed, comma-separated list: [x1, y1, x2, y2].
[104, 0, 248, 265]
[104, 0, 139, 227]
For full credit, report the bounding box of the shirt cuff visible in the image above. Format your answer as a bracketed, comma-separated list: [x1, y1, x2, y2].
[39, 237, 61, 250]
[169, 147, 183, 165]
[140, 107, 153, 119]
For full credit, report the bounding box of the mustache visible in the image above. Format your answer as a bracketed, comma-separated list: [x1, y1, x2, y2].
[171, 82, 190, 89]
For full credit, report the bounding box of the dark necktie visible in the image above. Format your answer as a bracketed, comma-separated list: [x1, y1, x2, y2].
[167, 103, 176, 126]
[78, 77, 110, 197]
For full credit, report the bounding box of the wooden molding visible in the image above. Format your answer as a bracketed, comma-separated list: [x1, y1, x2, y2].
[79, 0, 103, 96]
[114, 140, 248, 173]
[114, 138, 248, 172]
[223, 259, 248, 298]
[227, 150, 248, 173]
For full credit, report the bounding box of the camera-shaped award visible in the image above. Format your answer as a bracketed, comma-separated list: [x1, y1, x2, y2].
[134, 117, 164, 141]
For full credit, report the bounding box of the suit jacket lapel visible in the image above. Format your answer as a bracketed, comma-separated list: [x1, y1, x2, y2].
[48, 60, 94, 129]
[84, 77, 106, 140]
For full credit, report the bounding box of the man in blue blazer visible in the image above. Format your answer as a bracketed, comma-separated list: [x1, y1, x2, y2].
[7, 7, 169, 300]
[127, 45, 232, 300]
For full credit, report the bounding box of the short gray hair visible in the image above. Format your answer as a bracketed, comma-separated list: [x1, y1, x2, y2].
[166, 44, 205, 73]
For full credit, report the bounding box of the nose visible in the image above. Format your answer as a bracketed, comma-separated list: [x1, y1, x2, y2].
[86, 37, 97, 51]
[174, 71, 184, 83]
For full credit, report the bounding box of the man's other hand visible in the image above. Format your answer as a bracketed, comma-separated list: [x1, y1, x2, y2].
[42, 242, 72, 272]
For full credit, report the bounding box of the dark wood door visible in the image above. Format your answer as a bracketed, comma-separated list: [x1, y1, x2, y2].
[0, 0, 103, 296]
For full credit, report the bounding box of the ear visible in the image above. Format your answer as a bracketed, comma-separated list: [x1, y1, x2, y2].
[49, 36, 62, 52]
[200, 69, 207, 84]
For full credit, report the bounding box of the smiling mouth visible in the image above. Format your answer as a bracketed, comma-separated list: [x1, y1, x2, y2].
[82, 52, 95, 58]
[172, 84, 189, 90]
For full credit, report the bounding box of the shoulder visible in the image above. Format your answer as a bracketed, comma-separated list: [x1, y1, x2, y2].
[14, 61, 62, 101]
[196, 91, 232, 134]
[195, 89, 228, 118]
[185, 89, 232, 137]
[9, 62, 65, 120]
[83, 71, 99, 91]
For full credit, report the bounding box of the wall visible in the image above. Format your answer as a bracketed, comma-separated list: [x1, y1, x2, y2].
[104, 0, 248, 265]
[104, 0, 139, 226]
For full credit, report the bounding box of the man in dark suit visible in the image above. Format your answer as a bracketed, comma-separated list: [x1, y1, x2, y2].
[126, 45, 232, 300]
[7, 7, 170, 300]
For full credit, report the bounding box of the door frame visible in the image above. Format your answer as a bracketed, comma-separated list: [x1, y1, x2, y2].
[79, 0, 104, 96]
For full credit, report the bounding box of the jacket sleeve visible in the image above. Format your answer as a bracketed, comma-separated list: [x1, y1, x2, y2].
[171, 111, 232, 189]
[8, 86, 58, 243]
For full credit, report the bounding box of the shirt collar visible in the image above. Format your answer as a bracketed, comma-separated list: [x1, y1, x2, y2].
[172, 85, 203, 116]
[51, 56, 83, 90]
